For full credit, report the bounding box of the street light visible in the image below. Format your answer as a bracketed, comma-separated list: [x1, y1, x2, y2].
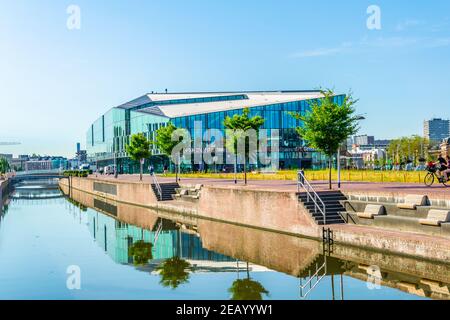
[114, 137, 118, 179]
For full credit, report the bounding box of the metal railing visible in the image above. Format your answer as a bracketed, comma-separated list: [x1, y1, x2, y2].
[299, 257, 327, 299]
[14, 169, 63, 176]
[151, 173, 163, 201]
[298, 171, 327, 224]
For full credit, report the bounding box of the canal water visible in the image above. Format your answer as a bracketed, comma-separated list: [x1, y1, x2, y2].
[0, 179, 446, 300]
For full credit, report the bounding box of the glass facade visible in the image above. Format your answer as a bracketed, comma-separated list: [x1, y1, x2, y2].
[87, 93, 345, 173]
[86, 210, 233, 265]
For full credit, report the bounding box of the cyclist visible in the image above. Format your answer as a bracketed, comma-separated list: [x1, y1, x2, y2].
[436, 155, 448, 181]
[442, 155, 450, 182]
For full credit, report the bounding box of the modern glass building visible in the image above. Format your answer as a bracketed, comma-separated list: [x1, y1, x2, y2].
[424, 118, 450, 143]
[86, 91, 345, 173]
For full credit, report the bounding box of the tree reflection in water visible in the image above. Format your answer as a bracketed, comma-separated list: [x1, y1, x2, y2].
[229, 262, 269, 300]
[128, 240, 153, 266]
[156, 257, 191, 289]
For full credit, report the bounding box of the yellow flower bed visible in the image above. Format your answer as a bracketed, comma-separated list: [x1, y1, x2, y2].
[166, 169, 426, 184]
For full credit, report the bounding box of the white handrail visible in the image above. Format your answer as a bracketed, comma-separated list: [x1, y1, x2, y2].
[299, 261, 327, 298]
[151, 174, 163, 200]
[298, 171, 327, 225]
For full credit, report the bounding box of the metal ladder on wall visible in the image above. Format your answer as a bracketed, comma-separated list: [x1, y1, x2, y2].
[297, 170, 327, 225]
[151, 173, 163, 201]
[299, 229, 334, 299]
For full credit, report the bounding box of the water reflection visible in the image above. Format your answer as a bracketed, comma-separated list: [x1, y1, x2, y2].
[0, 179, 448, 299]
[11, 179, 62, 200]
[64, 187, 450, 300]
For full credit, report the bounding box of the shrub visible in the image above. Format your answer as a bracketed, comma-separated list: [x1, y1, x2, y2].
[63, 170, 89, 177]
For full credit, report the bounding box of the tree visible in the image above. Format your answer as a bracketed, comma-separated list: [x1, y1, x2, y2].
[387, 135, 430, 166]
[224, 108, 265, 185]
[125, 133, 152, 181]
[128, 240, 153, 266]
[291, 89, 361, 189]
[154, 123, 181, 182]
[156, 257, 191, 289]
[0, 158, 10, 174]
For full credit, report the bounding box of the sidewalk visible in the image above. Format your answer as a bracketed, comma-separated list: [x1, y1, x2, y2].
[89, 173, 450, 199]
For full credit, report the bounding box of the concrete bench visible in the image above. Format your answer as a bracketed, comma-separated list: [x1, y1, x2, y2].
[356, 204, 386, 219]
[419, 209, 450, 226]
[397, 195, 429, 210]
[174, 189, 188, 198]
[189, 184, 203, 193]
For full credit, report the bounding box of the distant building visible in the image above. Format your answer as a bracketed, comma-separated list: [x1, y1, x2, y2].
[424, 118, 450, 142]
[374, 139, 391, 149]
[353, 135, 375, 146]
[77, 150, 87, 163]
[0, 154, 13, 162]
[25, 160, 52, 171]
[24, 156, 68, 171]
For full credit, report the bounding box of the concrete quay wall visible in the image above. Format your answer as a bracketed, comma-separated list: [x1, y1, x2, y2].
[59, 176, 321, 239]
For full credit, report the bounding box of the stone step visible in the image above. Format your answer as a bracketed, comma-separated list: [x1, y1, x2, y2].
[298, 190, 347, 225]
[151, 183, 179, 201]
[299, 195, 347, 201]
[304, 203, 345, 209]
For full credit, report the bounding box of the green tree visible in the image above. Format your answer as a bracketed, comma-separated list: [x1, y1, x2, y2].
[387, 135, 430, 166]
[128, 240, 153, 266]
[156, 257, 191, 289]
[154, 123, 181, 182]
[224, 108, 265, 185]
[0, 158, 10, 174]
[125, 133, 152, 181]
[291, 89, 361, 189]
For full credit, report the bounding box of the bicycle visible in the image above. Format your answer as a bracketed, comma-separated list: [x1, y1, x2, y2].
[424, 162, 450, 187]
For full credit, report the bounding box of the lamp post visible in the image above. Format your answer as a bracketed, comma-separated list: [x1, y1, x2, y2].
[114, 137, 118, 179]
[337, 147, 341, 189]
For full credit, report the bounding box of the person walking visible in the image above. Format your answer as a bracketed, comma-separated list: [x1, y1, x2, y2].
[149, 165, 154, 176]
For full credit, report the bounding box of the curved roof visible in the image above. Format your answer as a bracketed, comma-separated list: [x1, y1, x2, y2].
[122, 91, 325, 118]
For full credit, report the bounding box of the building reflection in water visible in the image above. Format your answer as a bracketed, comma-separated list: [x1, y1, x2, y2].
[85, 210, 234, 267]
[63, 189, 450, 300]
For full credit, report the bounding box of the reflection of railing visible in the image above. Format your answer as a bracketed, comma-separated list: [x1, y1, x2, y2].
[154, 219, 163, 245]
[298, 171, 327, 224]
[299, 256, 327, 299]
[151, 174, 163, 201]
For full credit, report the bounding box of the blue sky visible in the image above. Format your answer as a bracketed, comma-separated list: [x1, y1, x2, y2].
[1, 0, 450, 157]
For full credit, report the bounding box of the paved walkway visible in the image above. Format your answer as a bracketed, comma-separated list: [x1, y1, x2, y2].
[89, 174, 450, 198]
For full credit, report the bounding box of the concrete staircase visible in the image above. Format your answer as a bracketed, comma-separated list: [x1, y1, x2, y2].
[298, 191, 347, 225]
[151, 182, 179, 201]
